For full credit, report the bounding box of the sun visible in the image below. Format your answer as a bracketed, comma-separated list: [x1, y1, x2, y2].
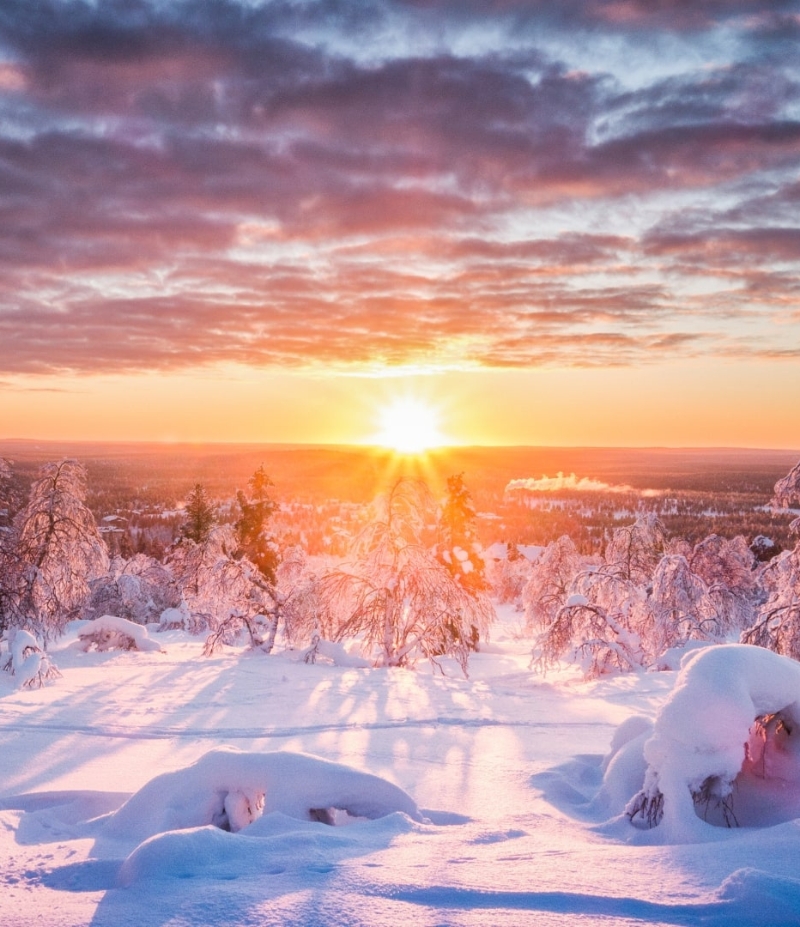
[375, 398, 444, 454]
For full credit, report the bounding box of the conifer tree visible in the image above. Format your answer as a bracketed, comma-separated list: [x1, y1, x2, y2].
[182, 483, 215, 544]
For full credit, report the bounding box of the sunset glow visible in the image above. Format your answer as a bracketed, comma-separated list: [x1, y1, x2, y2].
[374, 398, 444, 454]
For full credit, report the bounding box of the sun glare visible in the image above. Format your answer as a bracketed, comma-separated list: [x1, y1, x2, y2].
[375, 398, 444, 454]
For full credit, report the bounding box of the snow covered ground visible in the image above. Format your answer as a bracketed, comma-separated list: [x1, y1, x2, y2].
[2, 607, 800, 927]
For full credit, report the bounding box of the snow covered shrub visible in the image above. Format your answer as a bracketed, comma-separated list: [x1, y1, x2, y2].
[2, 628, 61, 688]
[742, 540, 800, 659]
[522, 535, 587, 632]
[84, 554, 180, 625]
[317, 479, 494, 674]
[626, 644, 800, 840]
[77, 615, 165, 653]
[4, 459, 109, 642]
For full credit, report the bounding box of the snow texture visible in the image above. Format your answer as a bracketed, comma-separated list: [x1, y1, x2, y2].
[3, 612, 800, 926]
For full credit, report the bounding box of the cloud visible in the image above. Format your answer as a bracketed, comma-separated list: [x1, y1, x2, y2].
[0, 0, 799, 377]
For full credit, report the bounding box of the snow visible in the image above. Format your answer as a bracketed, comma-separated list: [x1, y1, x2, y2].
[2, 614, 800, 926]
[76, 615, 165, 653]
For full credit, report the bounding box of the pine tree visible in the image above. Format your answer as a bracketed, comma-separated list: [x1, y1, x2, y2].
[182, 483, 215, 544]
[235, 465, 279, 585]
[438, 473, 487, 595]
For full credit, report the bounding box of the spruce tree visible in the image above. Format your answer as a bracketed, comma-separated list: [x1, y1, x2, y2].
[182, 483, 215, 544]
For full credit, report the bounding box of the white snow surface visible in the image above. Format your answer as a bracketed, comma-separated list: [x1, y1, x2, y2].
[2, 612, 800, 926]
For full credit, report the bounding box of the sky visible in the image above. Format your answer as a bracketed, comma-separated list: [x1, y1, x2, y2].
[1, 0, 799, 448]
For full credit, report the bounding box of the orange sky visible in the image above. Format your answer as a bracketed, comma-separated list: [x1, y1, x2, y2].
[1, 358, 798, 449]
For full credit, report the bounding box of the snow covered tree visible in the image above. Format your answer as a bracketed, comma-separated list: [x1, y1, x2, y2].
[742, 541, 800, 659]
[168, 525, 274, 635]
[437, 473, 487, 594]
[771, 459, 800, 509]
[4, 459, 109, 642]
[317, 479, 494, 674]
[533, 568, 648, 677]
[689, 534, 757, 602]
[83, 554, 180, 625]
[522, 535, 587, 632]
[0, 457, 15, 629]
[485, 543, 531, 606]
[604, 514, 665, 584]
[235, 465, 279, 585]
[647, 555, 720, 656]
[181, 483, 215, 544]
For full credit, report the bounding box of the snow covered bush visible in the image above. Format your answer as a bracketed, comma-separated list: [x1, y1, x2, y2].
[2, 628, 61, 688]
[77, 615, 165, 653]
[625, 644, 800, 840]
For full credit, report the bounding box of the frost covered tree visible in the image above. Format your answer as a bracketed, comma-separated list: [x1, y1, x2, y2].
[742, 541, 800, 659]
[181, 483, 215, 544]
[168, 525, 275, 635]
[235, 465, 279, 585]
[317, 479, 493, 674]
[647, 555, 720, 656]
[771, 459, 800, 509]
[0, 457, 14, 627]
[604, 514, 665, 584]
[486, 543, 531, 606]
[4, 459, 109, 641]
[522, 535, 587, 632]
[83, 554, 180, 625]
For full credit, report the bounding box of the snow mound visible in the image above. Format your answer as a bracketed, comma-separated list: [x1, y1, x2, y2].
[77, 615, 164, 653]
[627, 644, 800, 841]
[101, 747, 423, 851]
